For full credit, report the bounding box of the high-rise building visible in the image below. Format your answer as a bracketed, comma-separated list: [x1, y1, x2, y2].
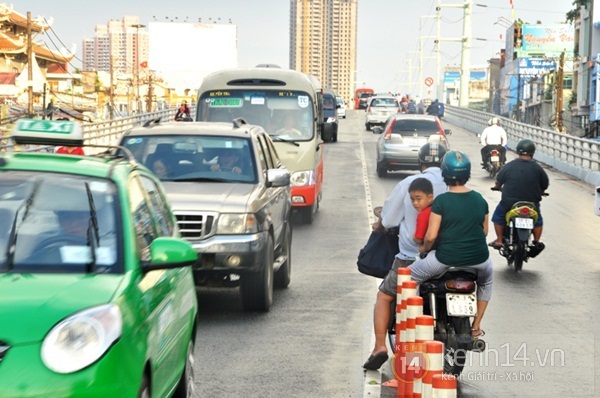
[289, 0, 357, 104]
[82, 16, 149, 77]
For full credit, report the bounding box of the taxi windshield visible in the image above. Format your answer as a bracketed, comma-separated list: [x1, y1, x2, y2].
[0, 171, 121, 274]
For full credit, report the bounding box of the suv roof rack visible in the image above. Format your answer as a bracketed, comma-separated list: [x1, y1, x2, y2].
[233, 117, 248, 128]
[143, 117, 162, 128]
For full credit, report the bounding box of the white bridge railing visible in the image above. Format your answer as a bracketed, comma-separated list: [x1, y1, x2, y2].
[445, 105, 600, 187]
[0, 109, 178, 152]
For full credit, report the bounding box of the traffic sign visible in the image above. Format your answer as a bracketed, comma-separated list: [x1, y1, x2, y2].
[424, 77, 434, 87]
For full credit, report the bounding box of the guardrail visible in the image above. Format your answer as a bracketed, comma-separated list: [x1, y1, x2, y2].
[0, 109, 179, 152]
[444, 105, 600, 187]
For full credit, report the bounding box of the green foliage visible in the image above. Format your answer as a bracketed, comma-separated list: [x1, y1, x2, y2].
[566, 0, 588, 23]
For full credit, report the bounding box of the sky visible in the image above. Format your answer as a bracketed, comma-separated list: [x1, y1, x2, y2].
[18, 0, 574, 97]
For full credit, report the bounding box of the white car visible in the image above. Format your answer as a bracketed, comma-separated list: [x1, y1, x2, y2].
[365, 95, 400, 131]
[336, 96, 346, 119]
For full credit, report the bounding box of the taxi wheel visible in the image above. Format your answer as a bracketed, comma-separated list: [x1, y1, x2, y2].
[137, 374, 150, 398]
[274, 224, 292, 289]
[172, 341, 195, 398]
[241, 236, 274, 311]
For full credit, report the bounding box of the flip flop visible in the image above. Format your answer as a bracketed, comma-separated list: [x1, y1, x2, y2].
[488, 241, 502, 250]
[363, 352, 389, 370]
[382, 379, 399, 388]
[471, 328, 486, 338]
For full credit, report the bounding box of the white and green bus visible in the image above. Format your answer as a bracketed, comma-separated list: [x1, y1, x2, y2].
[195, 67, 335, 224]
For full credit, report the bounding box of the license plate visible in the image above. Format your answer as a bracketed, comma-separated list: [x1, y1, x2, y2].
[490, 155, 499, 162]
[514, 217, 534, 229]
[446, 293, 477, 317]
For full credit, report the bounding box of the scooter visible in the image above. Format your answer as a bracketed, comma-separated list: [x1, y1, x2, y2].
[483, 147, 504, 178]
[374, 206, 485, 376]
[490, 187, 548, 271]
[387, 267, 486, 377]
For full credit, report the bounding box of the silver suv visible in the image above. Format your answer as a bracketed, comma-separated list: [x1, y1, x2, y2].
[118, 118, 292, 311]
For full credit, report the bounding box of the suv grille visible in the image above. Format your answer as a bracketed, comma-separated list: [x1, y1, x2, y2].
[175, 212, 217, 240]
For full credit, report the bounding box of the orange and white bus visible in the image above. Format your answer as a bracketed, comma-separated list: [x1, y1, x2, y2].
[195, 67, 335, 224]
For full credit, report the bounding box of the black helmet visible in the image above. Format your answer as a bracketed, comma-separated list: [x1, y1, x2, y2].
[516, 139, 535, 156]
[418, 142, 447, 166]
[441, 150, 471, 180]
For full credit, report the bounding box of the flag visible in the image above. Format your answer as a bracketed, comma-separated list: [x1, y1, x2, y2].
[140, 61, 148, 68]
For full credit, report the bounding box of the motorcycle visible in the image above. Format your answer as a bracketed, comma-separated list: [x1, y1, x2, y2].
[483, 146, 504, 178]
[376, 208, 485, 377]
[490, 187, 548, 271]
[387, 267, 486, 376]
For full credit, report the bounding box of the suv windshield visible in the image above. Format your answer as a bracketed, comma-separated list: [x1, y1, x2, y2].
[197, 90, 315, 140]
[0, 171, 121, 273]
[122, 135, 257, 183]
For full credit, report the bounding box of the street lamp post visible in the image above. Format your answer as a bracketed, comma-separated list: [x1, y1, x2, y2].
[131, 23, 145, 114]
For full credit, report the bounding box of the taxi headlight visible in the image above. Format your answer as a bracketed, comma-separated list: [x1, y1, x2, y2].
[290, 170, 315, 187]
[41, 304, 122, 374]
[217, 213, 258, 234]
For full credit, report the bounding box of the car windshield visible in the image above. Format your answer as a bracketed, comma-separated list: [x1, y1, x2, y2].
[392, 119, 440, 137]
[371, 98, 398, 107]
[0, 171, 121, 274]
[197, 90, 315, 140]
[122, 135, 257, 183]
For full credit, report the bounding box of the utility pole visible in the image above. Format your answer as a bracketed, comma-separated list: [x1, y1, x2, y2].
[146, 74, 154, 112]
[27, 12, 33, 117]
[458, 0, 472, 107]
[555, 52, 565, 132]
[131, 23, 145, 113]
[109, 55, 115, 120]
[436, 0, 442, 101]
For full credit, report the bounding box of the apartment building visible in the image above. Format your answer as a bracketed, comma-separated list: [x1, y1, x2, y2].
[82, 16, 149, 77]
[290, 0, 357, 104]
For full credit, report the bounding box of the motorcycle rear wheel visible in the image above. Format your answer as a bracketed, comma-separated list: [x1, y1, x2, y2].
[513, 240, 526, 272]
[436, 315, 469, 376]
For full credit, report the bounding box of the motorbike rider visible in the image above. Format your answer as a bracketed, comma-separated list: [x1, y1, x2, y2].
[409, 150, 493, 338]
[480, 117, 507, 168]
[488, 139, 549, 256]
[363, 142, 448, 371]
[175, 100, 191, 120]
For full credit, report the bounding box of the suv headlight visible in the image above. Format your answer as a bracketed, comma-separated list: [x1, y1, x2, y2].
[290, 170, 316, 187]
[217, 213, 259, 234]
[41, 304, 122, 374]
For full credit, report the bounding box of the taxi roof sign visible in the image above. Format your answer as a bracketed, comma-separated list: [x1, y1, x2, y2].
[12, 119, 84, 146]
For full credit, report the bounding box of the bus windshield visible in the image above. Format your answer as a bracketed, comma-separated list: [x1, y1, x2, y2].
[197, 90, 315, 141]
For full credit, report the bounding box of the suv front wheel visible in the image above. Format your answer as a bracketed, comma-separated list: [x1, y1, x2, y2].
[241, 236, 274, 311]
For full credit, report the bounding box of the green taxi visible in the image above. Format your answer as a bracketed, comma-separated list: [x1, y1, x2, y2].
[0, 119, 199, 397]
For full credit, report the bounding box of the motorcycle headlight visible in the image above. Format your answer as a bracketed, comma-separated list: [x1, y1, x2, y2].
[41, 304, 122, 374]
[217, 213, 258, 234]
[290, 170, 315, 187]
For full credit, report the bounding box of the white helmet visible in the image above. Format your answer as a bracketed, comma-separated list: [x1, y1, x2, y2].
[488, 117, 500, 126]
